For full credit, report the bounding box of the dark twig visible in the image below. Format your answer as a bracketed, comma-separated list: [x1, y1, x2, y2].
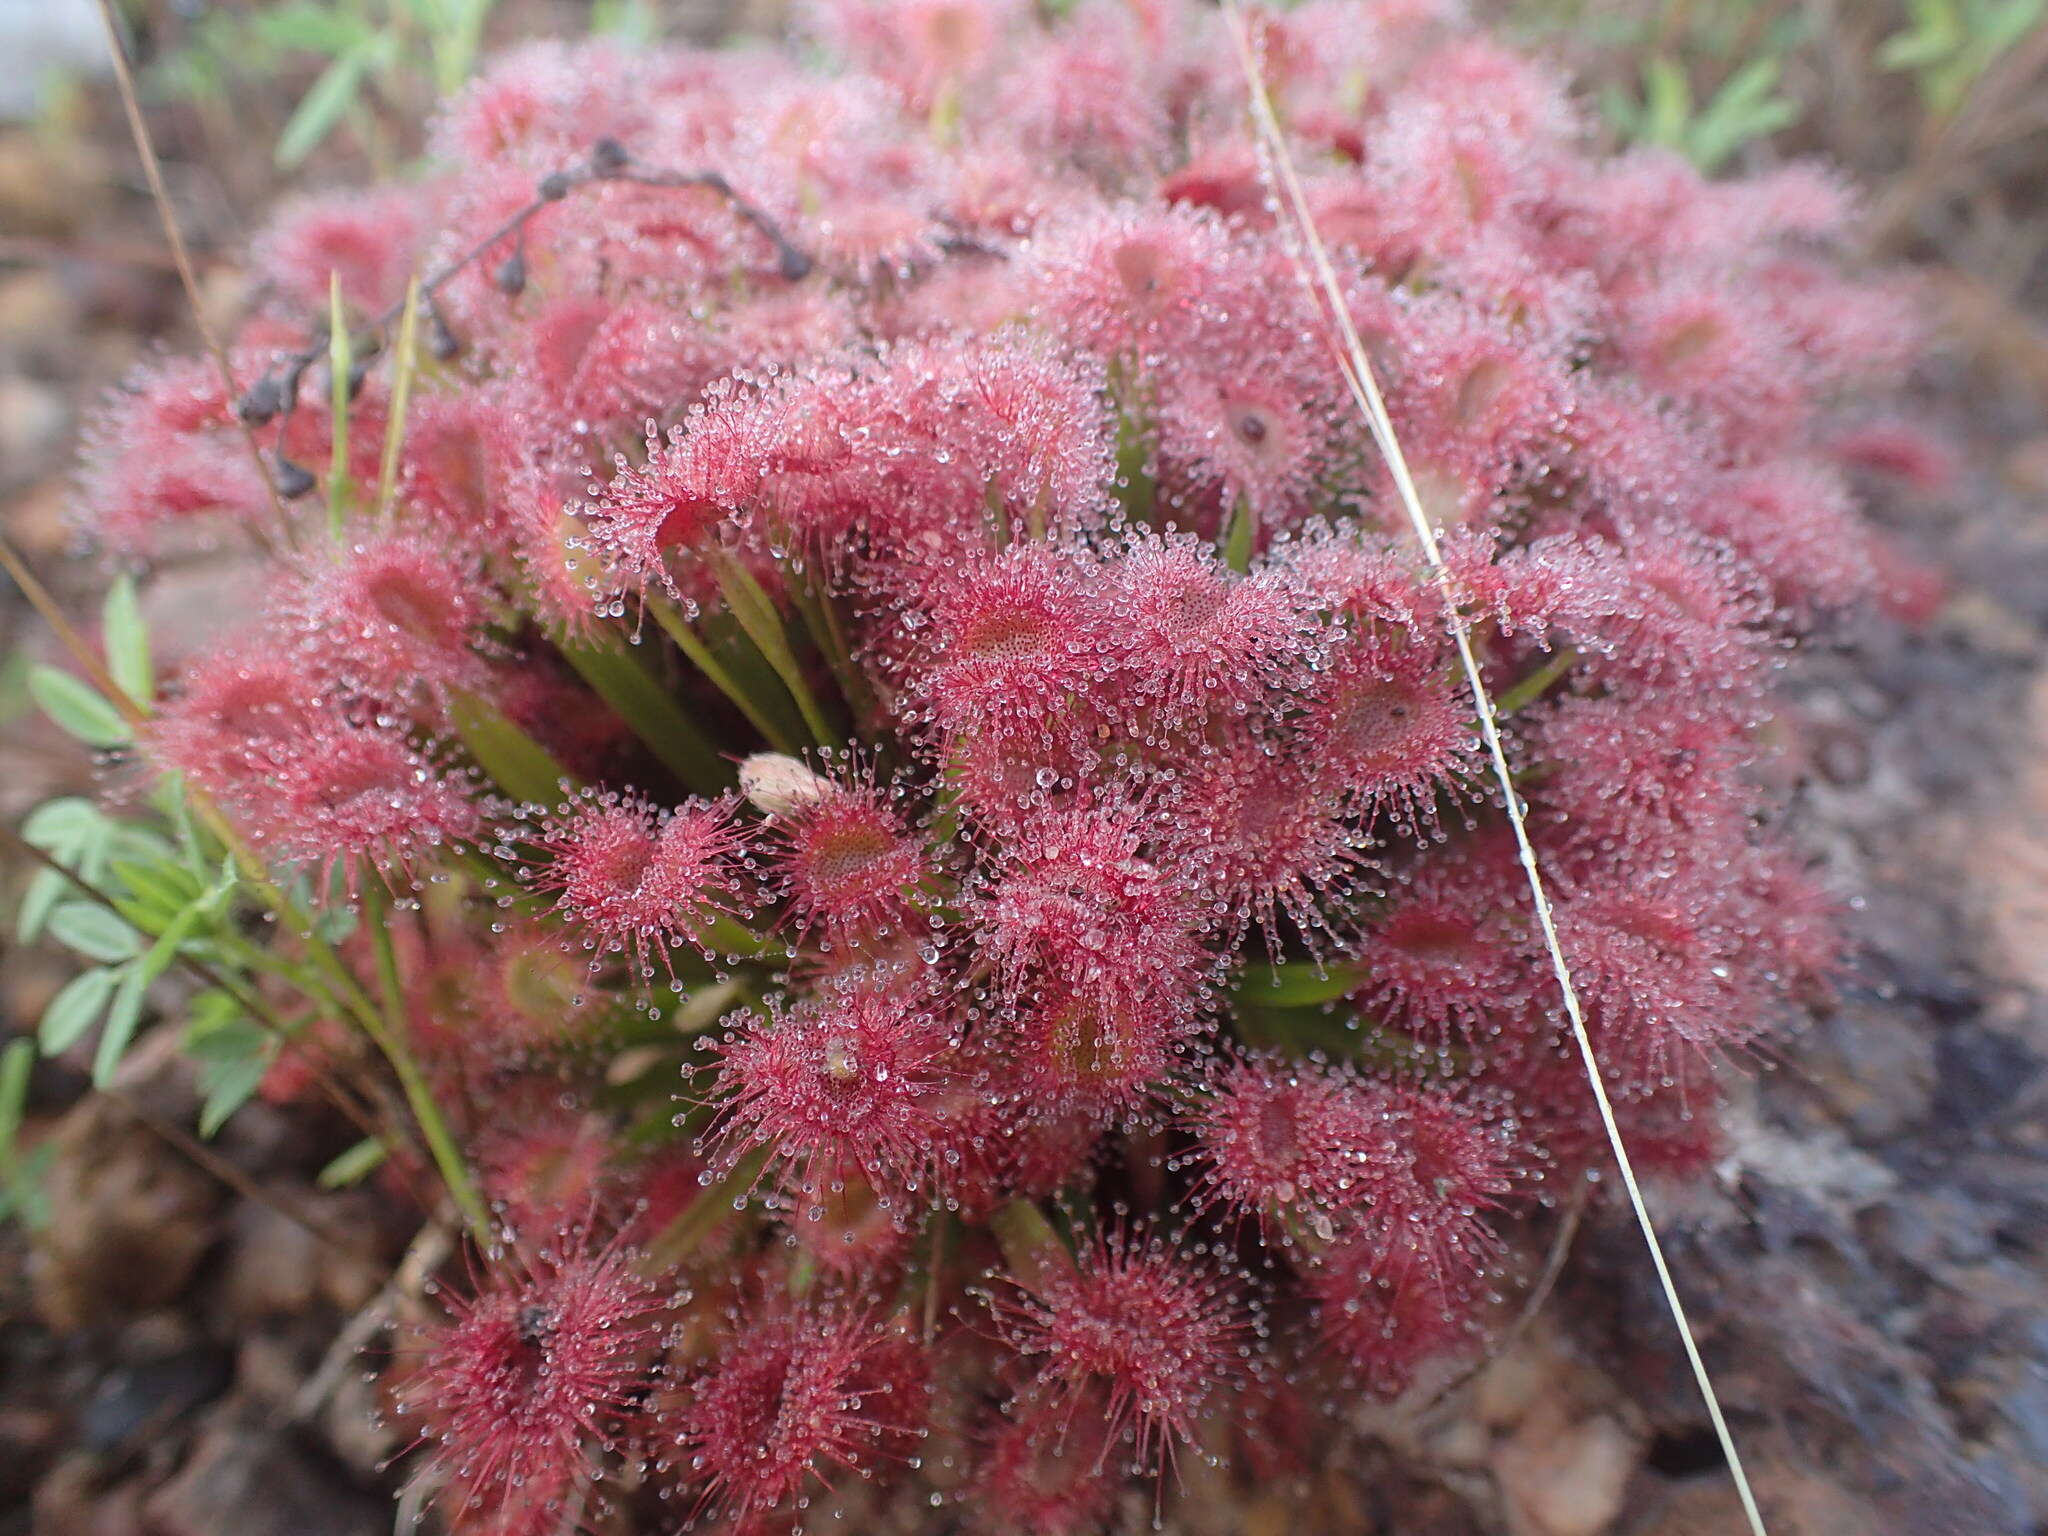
[234, 137, 813, 499]
[610, 163, 814, 281]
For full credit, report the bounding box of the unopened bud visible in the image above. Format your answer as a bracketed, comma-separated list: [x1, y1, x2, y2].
[494, 247, 528, 296]
[739, 753, 830, 818]
[776, 242, 813, 283]
[273, 455, 317, 499]
[426, 303, 462, 361]
[236, 374, 286, 425]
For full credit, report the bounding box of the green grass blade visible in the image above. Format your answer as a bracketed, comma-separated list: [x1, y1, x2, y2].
[556, 633, 733, 795]
[447, 688, 575, 804]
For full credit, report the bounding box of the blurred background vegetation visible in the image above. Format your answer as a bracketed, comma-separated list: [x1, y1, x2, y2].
[9, 1, 2045, 206]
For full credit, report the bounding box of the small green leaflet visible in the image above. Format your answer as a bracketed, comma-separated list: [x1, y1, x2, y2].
[92, 968, 150, 1088]
[21, 797, 108, 856]
[101, 575, 153, 703]
[185, 994, 273, 1138]
[39, 967, 118, 1054]
[318, 1137, 388, 1189]
[45, 904, 142, 965]
[28, 666, 127, 748]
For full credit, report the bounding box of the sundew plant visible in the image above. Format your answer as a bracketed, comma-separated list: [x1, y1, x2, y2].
[19, 0, 1944, 1529]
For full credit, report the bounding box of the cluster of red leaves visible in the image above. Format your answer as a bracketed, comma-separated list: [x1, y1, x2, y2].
[89, 0, 1941, 1527]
